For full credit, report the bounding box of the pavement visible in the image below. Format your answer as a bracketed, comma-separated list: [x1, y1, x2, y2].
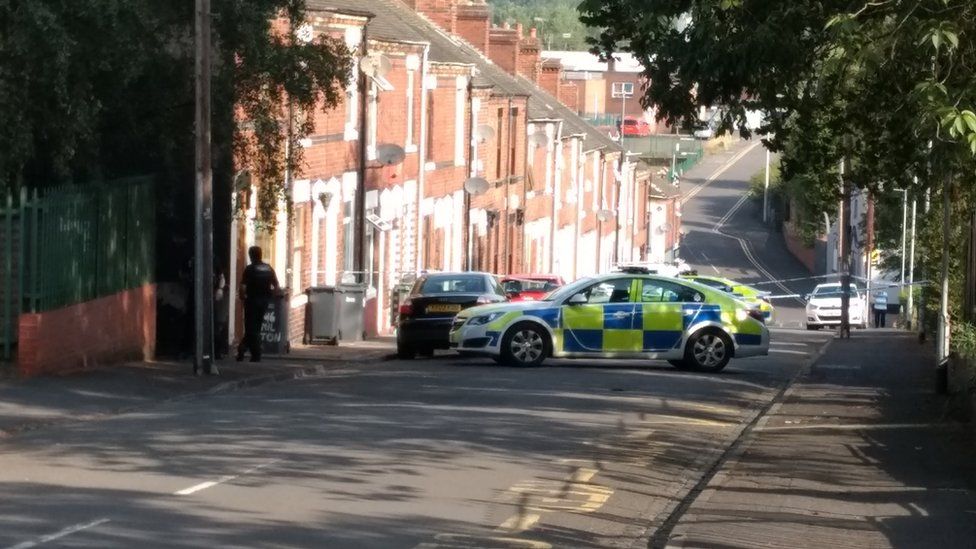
[0, 329, 828, 549]
[0, 338, 395, 437]
[664, 330, 976, 548]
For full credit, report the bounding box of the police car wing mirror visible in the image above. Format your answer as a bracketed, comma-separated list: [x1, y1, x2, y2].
[567, 293, 588, 305]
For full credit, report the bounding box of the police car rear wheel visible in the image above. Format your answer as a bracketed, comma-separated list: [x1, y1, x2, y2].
[685, 330, 732, 373]
[500, 323, 549, 367]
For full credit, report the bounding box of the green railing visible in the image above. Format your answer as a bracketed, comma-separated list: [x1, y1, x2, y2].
[668, 148, 705, 182]
[0, 177, 155, 360]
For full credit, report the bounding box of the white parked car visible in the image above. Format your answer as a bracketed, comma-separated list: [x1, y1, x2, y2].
[805, 282, 866, 330]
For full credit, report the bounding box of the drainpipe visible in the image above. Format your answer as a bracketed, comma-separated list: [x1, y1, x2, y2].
[548, 120, 563, 273]
[415, 44, 430, 272]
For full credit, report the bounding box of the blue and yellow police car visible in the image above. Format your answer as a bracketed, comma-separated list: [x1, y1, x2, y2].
[449, 270, 769, 372]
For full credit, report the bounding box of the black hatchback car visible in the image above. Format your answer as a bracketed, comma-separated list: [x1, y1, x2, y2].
[396, 272, 506, 358]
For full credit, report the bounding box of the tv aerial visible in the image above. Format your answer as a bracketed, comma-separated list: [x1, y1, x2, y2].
[463, 177, 489, 196]
[475, 124, 496, 144]
[376, 143, 406, 166]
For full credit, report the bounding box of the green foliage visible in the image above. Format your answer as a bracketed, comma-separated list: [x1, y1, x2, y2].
[0, 0, 352, 226]
[579, 0, 976, 339]
[747, 163, 780, 200]
[952, 322, 976, 359]
[489, 0, 594, 50]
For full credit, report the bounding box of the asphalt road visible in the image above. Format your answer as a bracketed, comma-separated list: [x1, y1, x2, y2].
[678, 142, 817, 329]
[0, 140, 832, 549]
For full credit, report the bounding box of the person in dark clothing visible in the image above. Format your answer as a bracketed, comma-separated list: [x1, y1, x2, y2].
[237, 246, 281, 362]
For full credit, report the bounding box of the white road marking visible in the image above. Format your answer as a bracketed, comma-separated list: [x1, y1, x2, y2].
[5, 518, 110, 549]
[174, 459, 279, 496]
[708, 185, 806, 306]
[770, 341, 808, 347]
[760, 422, 955, 432]
[815, 364, 860, 370]
[769, 349, 809, 356]
[680, 141, 761, 204]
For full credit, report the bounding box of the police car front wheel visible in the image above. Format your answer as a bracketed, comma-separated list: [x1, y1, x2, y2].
[499, 323, 550, 367]
[685, 329, 733, 373]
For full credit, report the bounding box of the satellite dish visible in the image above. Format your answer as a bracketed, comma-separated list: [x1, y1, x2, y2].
[376, 143, 405, 166]
[657, 223, 672, 235]
[463, 177, 489, 196]
[359, 53, 392, 78]
[475, 125, 496, 143]
[528, 132, 548, 149]
[596, 209, 614, 222]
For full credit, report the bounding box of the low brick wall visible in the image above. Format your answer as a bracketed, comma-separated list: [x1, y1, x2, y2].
[17, 284, 156, 377]
[783, 223, 816, 273]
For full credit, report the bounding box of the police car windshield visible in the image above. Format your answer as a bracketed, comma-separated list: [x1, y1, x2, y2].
[541, 277, 594, 301]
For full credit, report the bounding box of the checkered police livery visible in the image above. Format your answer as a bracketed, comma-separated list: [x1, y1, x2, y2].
[449, 273, 768, 372]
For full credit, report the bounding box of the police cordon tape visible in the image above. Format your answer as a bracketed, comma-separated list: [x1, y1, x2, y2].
[759, 279, 932, 301]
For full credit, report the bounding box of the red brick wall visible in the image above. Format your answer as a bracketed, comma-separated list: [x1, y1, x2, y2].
[517, 31, 541, 83]
[605, 72, 645, 118]
[559, 81, 581, 113]
[539, 65, 561, 100]
[407, 0, 457, 34]
[784, 221, 816, 273]
[487, 26, 520, 75]
[17, 284, 156, 377]
[456, 4, 490, 54]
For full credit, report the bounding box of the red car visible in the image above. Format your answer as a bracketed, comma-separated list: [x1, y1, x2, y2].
[621, 116, 651, 137]
[500, 274, 566, 301]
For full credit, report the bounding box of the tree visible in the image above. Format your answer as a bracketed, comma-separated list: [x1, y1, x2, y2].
[0, 0, 352, 225]
[580, 0, 976, 345]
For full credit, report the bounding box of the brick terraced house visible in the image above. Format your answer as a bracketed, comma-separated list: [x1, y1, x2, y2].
[231, 0, 680, 341]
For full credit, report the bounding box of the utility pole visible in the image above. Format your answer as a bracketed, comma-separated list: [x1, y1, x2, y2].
[839, 158, 852, 338]
[763, 148, 771, 223]
[900, 188, 908, 307]
[906, 194, 917, 328]
[937, 179, 952, 366]
[194, 0, 216, 375]
[865, 190, 875, 323]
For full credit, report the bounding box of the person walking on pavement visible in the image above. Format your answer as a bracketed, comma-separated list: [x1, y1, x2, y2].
[873, 289, 888, 328]
[237, 246, 281, 362]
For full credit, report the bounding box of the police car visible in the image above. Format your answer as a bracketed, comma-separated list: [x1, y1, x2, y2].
[449, 270, 769, 372]
[680, 273, 775, 321]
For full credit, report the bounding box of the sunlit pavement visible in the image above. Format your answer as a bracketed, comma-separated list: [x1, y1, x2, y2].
[0, 329, 828, 549]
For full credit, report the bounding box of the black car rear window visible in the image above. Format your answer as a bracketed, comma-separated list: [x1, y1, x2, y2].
[420, 275, 486, 294]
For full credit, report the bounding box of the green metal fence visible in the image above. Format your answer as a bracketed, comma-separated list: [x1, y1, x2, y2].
[0, 177, 155, 361]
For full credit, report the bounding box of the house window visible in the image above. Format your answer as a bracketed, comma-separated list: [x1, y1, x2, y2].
[425, 93, 435, 162]
[343, 200, 354, 273]
[496, 107, 504, 179]
[611, 82, 635, 98]
[291, 205, 308, 293]
[406, 70, 415, 149]
[509, 107, 519, 175]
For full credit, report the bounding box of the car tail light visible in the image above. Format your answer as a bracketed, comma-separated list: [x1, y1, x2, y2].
[748, 308, 765, 323]
[398, 299, 413, 317]
[476, 296, 493, 305]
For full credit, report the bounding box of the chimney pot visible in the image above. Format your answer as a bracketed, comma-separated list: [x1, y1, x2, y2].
[529, 27, 537, 39]
[503, 21, 510, 29]
[516, 23, 523, 37]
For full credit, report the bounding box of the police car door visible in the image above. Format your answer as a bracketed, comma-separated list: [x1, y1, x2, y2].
[637, 279, 699, 356]
[561, 277, 640, 353]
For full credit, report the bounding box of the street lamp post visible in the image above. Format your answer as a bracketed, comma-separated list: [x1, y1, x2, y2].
[194, 0, 216, 375]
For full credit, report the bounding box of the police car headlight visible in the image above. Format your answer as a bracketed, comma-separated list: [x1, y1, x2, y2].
[735, 309, 748, 321]
[468, 312, 504, 326]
